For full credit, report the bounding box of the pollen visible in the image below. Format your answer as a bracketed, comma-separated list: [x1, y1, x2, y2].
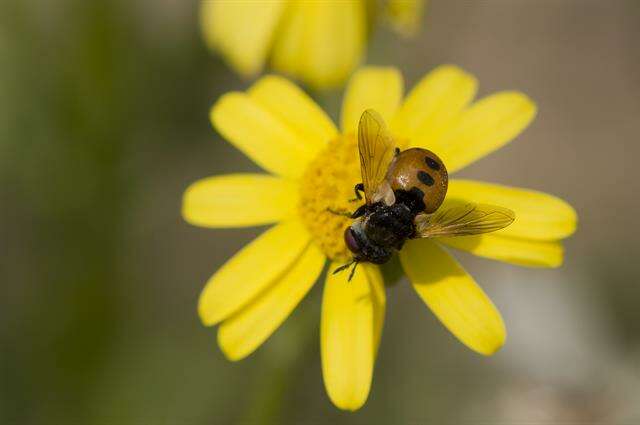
[299, 134, 363, 261]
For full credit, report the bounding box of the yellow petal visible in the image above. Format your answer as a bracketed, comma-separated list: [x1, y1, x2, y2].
[431, 91, 537, 173]
[200, 0, 286, 77]
[448, 179, 578, 241]
[393, 65, 477, 148]
[198, 221, 310, 326]
[272, 1, 366, 89]
[270, 2, 305, 80]
[340, 67, 404, 134]
[218, 244, 325, 361]
[384, 0, 426, 37]
[364, 264, 386, 355]
[400, 239, 506, 355]
[248, 75, 337, 148]
[321, 262, 383, 411]
[440, 234, 564, 268]
[182, 174, 298, 228]
[211, 92, 317, 178]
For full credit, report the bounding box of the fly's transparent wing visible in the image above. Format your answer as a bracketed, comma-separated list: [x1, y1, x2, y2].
[414, 203, 515, 238]
[358, 109, 396, 205]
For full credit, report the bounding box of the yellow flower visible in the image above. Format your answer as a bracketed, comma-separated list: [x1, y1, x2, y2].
[200, 0, 424, 89]
[182, 65, 577, 411]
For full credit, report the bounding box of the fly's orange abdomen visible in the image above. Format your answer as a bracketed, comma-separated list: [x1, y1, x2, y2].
[386, 148, 448, 213]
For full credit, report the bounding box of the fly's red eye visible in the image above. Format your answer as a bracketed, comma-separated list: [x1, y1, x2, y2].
[344, 227, 361, 255]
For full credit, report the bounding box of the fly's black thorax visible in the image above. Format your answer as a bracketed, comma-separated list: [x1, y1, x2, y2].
[350, 189, 425, 265]
[363, 202, 415, 250]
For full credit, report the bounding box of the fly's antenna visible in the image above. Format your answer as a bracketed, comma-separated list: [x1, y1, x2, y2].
[347, 261, 358, 282]
[333, 260, 354, 275]
[332, 260, 359, 282]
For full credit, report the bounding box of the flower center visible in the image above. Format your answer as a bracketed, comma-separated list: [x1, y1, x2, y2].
[298, 134, 363, 261]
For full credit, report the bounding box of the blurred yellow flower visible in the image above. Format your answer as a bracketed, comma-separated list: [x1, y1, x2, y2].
[182, 65, 577, 411]
[200, 0, 425, 89]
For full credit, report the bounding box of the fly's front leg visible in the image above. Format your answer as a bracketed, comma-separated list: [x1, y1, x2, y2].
[326, 208, 352, 217]
[350, 205, 367, 218]
[327, 204, 367, 219]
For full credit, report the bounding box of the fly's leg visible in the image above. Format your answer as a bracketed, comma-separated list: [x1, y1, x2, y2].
[326, 208, 352, 217]
[327, 205, 367, 219]
[349, 183, 364, 202]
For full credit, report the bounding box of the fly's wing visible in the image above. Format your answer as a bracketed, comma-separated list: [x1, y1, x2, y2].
[358, 109, 396, 205]
[414, 202, 515, 238]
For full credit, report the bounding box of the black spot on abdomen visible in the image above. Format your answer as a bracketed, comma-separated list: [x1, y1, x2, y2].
[425, 156, 440, 170]
[417, 170, 435, 186]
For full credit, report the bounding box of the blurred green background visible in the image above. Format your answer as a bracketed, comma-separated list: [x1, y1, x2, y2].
[2, 1, 640, 423]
